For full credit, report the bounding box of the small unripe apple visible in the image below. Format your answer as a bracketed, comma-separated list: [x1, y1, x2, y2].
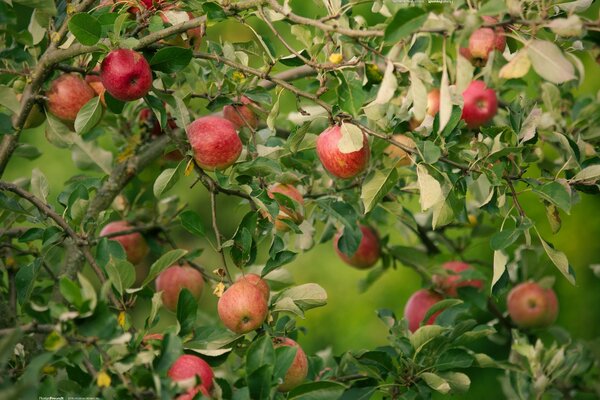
[186, 116, 242, 170]
[217, 279, 268, 334]
[274, 337, 308, 392]
[47, 74, 96, 122]
[268, 184, 304, 231]
[507, 282, 558, 329]
[100, 49, 153, 101]
[384, 134, 416, 166]
[99, 220, 149, 265]
[404, 289, 444, 332]
[85, 67, 106, 106]
[223, 96, 258, 130]
[168, 354, 214, 399]
[237, 273, 270, 302]
[329, 53, 343, 64]
[432, 261, 483, 297]
[461, 80, 498, 129]
[334, 224, 380, 269]
[16, 94, 45, 129]
[156, 264, 205, 311]
[316, 125, 370, 179]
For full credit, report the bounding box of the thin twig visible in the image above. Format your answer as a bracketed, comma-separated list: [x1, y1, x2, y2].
[210, 190, 232, 284]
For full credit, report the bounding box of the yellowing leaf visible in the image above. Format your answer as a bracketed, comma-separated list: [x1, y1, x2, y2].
[97, 371, 111, 388]
[416, 164, 443, 211]
[499, 49, 531, 80]
[213, 282, 225, 298]
[184, 158, 194, 176]
[372, 61, 397, 104]
[338, 123, 364, 153]
[118, 311, 126, 328]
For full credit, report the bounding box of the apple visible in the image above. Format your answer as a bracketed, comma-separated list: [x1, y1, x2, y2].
[461, 80, 498, 129]
[156, 264, 205, 312]
[467, 16, 506, 64]
[384, 134, 416, 166]
[316, 125, 370, 179]
[432, 261, 483, 297]
[47, 74, 96, 122]
[268, 184, 304, 231]
[217, 279, 268, 334]
[404, 289, 444, 332]
[16, 94, 45, 129]
[168, 354, 214, 399]
[409, 88, 441, 130]
[237, 273, 270, 302]
[507, 282, 558, 329]
[334, 224, 380, 269]
[99, 220, 149, 265]
[100, 49, 152, 101]
[186, 116, 242, 170]
[85, 67, 106, 106]
[273, 337, 308, 392]
[223, 96, 258, 130]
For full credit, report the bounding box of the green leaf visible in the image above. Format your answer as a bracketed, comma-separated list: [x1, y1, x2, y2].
[74, 96, 102, 135]
[420, 372, 451, 394]
[30, 168, 49, 203]
[422, 298, 462, 325]
[138, 249, 188, 289]
[104, 258, 136, 296]
[338, 74, 366, 117]
[275, 283, 327, 314]
[338, 123, 364, 153]
[236, 157, 282, 176]
[279, 50, 310, 67]
[490, 228, 521, 251]
[492, 250, 508, 289]
[535, 229, 576, 285]
[15, 260, 41, 305]
[246, 335, 275, 375]
[154, 333, 183, 374]
[60, 276, 82, 308]
[571, 164, 600, 182]
[361, 167, 398, 213]
[68, 13, 101, 45]
[177, 289, 198, 337]
[247, 364, 273, 400]
[435, 349, 474, 371]
[0, 86, 20, 114]
[410, 325, 445, 353]
[150, 47, 193, 73]
[274, 346, 297, 382]
[288, 381, 346, 399]
[417, 164, 443, 211]
[179, 209, 205, 237]
[384, 8, 428, 43]
[153, 162, 183, 198]
[527, 40, 576, 84]
[419, 141, 441, 164]
[437, 371, 471, 393]
[263, 250, 297, 276]
[534, 181, 571, 213]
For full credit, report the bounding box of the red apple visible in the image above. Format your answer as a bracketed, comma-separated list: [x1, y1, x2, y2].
[168, 354, 214, 399]
[461, 80, 498, 129]
[100, 49, 152, 101]
[217, 279, 268, 334]
[268, 184, 304, 231]
[47, 74, 96, 122]
[432, 261, 483, 297]
[223, 96, 258, 130]
[385, 134, 416, 166]
[404, 289, 444, 332]
[482, 16, 506, 53]
[156, 264, 205, 312]
[85, 67, 106, 106]
[99, 220, 149, 265]
[507, 282, 559, 329]
[273, 337, 308, 392]
[334, 224, 380, 269]
[467, 16, 506, 64]
[237, 273, 270, 302]
[186, 116, 242, 170]
[316, 125, 370, 179]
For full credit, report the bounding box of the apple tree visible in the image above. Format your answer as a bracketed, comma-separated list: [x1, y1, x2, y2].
[1, 0, 600, 399]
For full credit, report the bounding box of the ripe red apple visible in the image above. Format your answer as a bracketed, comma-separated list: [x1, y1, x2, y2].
[432, 261, 483, 297]
[268, 184, 304, 231]
[85, 68, 106, 107]
[217, 279, 268, 334]
[99, 220, 149, 265]
[237, 273, 270, 302]
[334, 224, 380, 269]
[409, 88, 441, 130]
[274, 337, 308, 392]
[467, 16, 506, 64]
[223, 96, 258, 130]
[507, 282, 558, 329]
[316, 125, 370, 179]
[186, 116, 242, 170]
[156, 264, 205, 312]
[168, 354, 214, 400]
[404, 289, 444, 332]
[385, 134, 416, 166]
[482, 16, 506, 53]
[461, 80, 498, 129]
[100, 49, 152, 101]
[47, 74, 96, 122]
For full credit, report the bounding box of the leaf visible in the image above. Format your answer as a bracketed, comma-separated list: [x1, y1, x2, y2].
[338, 123, 364, 153]
[438, 371, 471, 393]
[384, 8, 428, 43]
[139, 249, 188, 289]
[177, 289, 198, 337]
[410, 325, 445, 353]
[500, 49, 531, 80]
[518, 107, 541, 143]
[536, 230, 576, 285]
[438, 60, 452, 133]
[571, 165, 600, 182]
[534, 181, 571, 213]
[276, 283, 327, 313]
[361, 168, 398, 213]
[409, 70, 427, 121]
[68, 13, 101, 45]
[416, 164, 443, 211]
[0, 86, 20, 114]
[153, 162, 183, 198]
[104, 259, 135, 296]
[492, 250, 508, 289]
[422, 299, 462, 326]
[527, 40, 576, 84]
[246, 335, 275, 375]
[179, 210, 205, 237]
[288, 381, 346, 399]
[263, 250, 297, 276]
[273, 346, 297, 382]
[15, 260, 41, 305]
[420, 372, 451, 394]
[74, 96, 102, 135]
[546, 15, 583, 37]
[338, 73, 366, 116]
[490, 229, 521, 251]
[371, 61, 397, 104]
[247, 364, 273, 400]
[150, 47, 193, 73]
[30, 168, 49, 203]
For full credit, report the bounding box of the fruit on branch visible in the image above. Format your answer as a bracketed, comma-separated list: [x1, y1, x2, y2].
[16, 94, 45, 129]
[100, 49, 152, 101]
[316, 125, 370, 179]
[334, 224, 380, 269]
[404, 289, 444, 332]
[268, 184, 304, 231]
[274, 337, 308, 392]
[409, 88, 441, 130]
[85, 68, 106, 107]
[223, 96, 258, 130]
[47, 74, 96, 122]
[461, 80, 498, 129]
[507, 282, 559, 329]
[465, 16, 506, 65]
[217, 279, 268, 334]
[237, 273, 270, 302]
[138, 108, 182, 160]
[432, 261, 483, 297]
[168, 354, 214, 399]
[186, 116, 242, 170]
[385, 134, 416, 166]
[99, 220, 149, 265]
[329, 53, 343, 64]
[155, 264, 205, 311]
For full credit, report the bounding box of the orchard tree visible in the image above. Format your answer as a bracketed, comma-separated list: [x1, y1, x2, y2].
[1, 0, 600, 399]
